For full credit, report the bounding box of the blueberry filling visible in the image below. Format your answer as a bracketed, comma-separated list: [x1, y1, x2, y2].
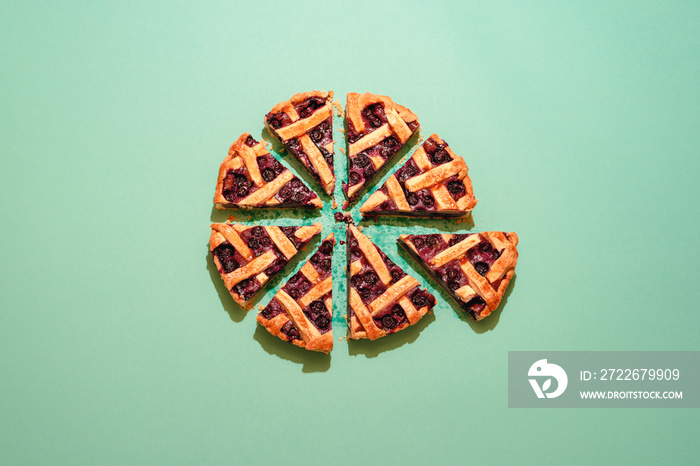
[267, 112, 292, 130]
[431, 148, 450, 165]
[212, 243, 239, 273]
[349, 172, 361, 186]
[412, 237, 425, 249]
[447, 180, 464, 195]
[398, 164, 417, 182]
[411, 291, 427, 308]
[474, 262, 489, 276]
[280, 320, 302, 341]
[334, 212, 344, 222]
[406, 192, 418, 206]
[319, 240, 333, 255]
[364, 164, 375, 178]
[479, 242, 492, 253]
[261, 168, 276, 182]
[251, 226, 264, 237]
[295, 97, 326, 119]
[247, 238, 259, 249]
[423, 138, 438, 153]
[244, 135, 257, 147]
[354, 153, 371, 168]
[422, 195, 434, 208]
[381, 315, 397, 329]
[390, 268, 404, 283]
[427, 235, 441, 247]
[362, 103, 386, 128]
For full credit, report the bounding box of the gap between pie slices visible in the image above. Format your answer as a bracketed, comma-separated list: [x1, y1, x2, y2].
[209, 223, 322, 309]
[359, 134, 477, 217]
[214, 132, 323, 210]
[257, 233, 336, 353]
[343, 92, 420, 205]
[264, 91, 336, 196]
[398, 232, 518, 321]
[346, 225, 436, 340]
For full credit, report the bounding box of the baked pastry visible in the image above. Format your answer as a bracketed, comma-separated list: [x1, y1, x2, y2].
[346, 225, 436, 340]
[398, 232, 519, 320]
[214, 132, 323, 210]
[257, 234, 336, 353]
[359, 134, 477, 217]
[343, 92, 420, 204]
[209, 223, 322, 308]
[264, 91, 336, 195]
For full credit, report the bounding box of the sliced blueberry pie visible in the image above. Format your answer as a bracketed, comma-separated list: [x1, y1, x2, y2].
[209, 223, 322, 308]
[398, 232, 519, 321]
[359, 134, 477, 217]
[214, 132, 323, 210]
[346, 225, 436, 340]
[343, 92, 420, 204]
[264, 91, 336, 195]
[257, 234, 336, 353]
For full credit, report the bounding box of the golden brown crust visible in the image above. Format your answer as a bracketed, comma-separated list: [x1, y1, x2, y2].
[213, 132, 322, 210]
[256, 233, 336, 353]
[265, 91, 336, 195]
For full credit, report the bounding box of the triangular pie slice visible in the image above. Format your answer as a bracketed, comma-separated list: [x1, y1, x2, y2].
[257, 233, 336, 353]
[209, 223, 322, 308]
[359, 134, 477, 217]
[398, 232, 519, 321]
[214, 132, 323, 210]
[343, 92, 420, 205]
[346, 225, 436, 340]
[264, 91, 336, 195]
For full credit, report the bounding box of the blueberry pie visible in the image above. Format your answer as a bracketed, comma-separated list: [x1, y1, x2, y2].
[359, 134, 477, 217]
[257, 234, 336, 353]
[264, 91, 336, 195]
[398, 232, 519, 320]
[209, 223, 322, 308]
[346, 225, 436, 340]
[343, 92, 420, 204]
[214, 132, 323, 210]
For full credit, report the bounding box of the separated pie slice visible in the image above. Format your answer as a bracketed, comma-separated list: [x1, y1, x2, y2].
[214, 132, 323, 210]
[257, 234, 336, 353]
[398, 232, 519, 321]
[343, 92, 420, 205]
[264, 91, 336, 195]
[209, 223, 322, 308]
[346, 225, 435, 340]
[359, 134, 477, 217]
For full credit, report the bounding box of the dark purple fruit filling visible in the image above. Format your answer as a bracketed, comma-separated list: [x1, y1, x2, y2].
[426, 234, 441, 247]
[320, 146, 333, 163]
[362, 103, 386, 129]
[448, 234, 469, 246]
[423, 138, 438, 153]
[222, 171, 254, 202]
[422, 195, 435, 208]
[281, 226, 295, 237]
[431, 148, 450, 165]
[379, 137, 399, 158]
[406, 192, 419, 206]
[310, 119, 332, 146]
[280, 320, 302, 341]
[284, 274, 312, 299]
[266, 112, 292, 130]
[304, 300, 331, 333]
[463, 296, 486, 318]
[412, 237, 425, 249]
[390, 268, 405, 283]
[251, 226, 264, 237]
[447, 180, 464, 195]
[286, 138, 302, 155]
[245, 135, 257, 147]
[373, 304, 408, 331]
[354, 153, 371, 168]
[411, 289, 434, 309]
[364, 164, 375, 178]
[349, 172, 361, 186]
[334, 212, 344, 222]
[232, 277, 260, 302]
[397, 162, 417, 183]
[260, 298, 284, 320]
[294, 97, 326, 119]
[247, 237, 259, 249]
[474, 262, 489, 276]
[264, 258, 285, 277]
[319, 240, 334, 255]
[212, 243, 239, 274]
[261, 168, 276, 182]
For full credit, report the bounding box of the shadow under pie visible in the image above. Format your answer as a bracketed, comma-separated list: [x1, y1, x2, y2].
[253, 325, 331, 373]
[206, 247, 247, 322]
[347, 311, 435, 358]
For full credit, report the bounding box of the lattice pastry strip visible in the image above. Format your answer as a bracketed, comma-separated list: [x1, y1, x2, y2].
[265, 91, 336, 195]
[214, 132, 323, 210]
[360, 134, 477, 217]
[258, 234, 336, 353]
[398, 231, 519, 321]
[346, 225, 435, 340]
[343, 92, 420, 203]
[209, 223, 322, 309]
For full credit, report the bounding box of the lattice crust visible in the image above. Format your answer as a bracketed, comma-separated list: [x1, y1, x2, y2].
[264, 91, 336, 195]
[346, 225, 435, 340]
[214, 132, 323, 210]
[343, 92, 420, 203]
[209, 223, 322, 309]
[360, 134, 477, 217]
[257, 234, 336, 353]
[398, 232, 519, 321]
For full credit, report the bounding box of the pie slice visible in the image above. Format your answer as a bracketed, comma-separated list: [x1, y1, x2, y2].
[264, 91, 336, 195]
[359, 134, 477, 217]
[343, 92, 420, 204]
[214, 132, 323, 210]
[257, 233, 336, 353]
[209, 223, 322, 308]
[346, 225, 436, 340]
[398, 232, 519, 321]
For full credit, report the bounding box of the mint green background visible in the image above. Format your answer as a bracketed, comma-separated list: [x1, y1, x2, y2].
[2, 1, 699, 464]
